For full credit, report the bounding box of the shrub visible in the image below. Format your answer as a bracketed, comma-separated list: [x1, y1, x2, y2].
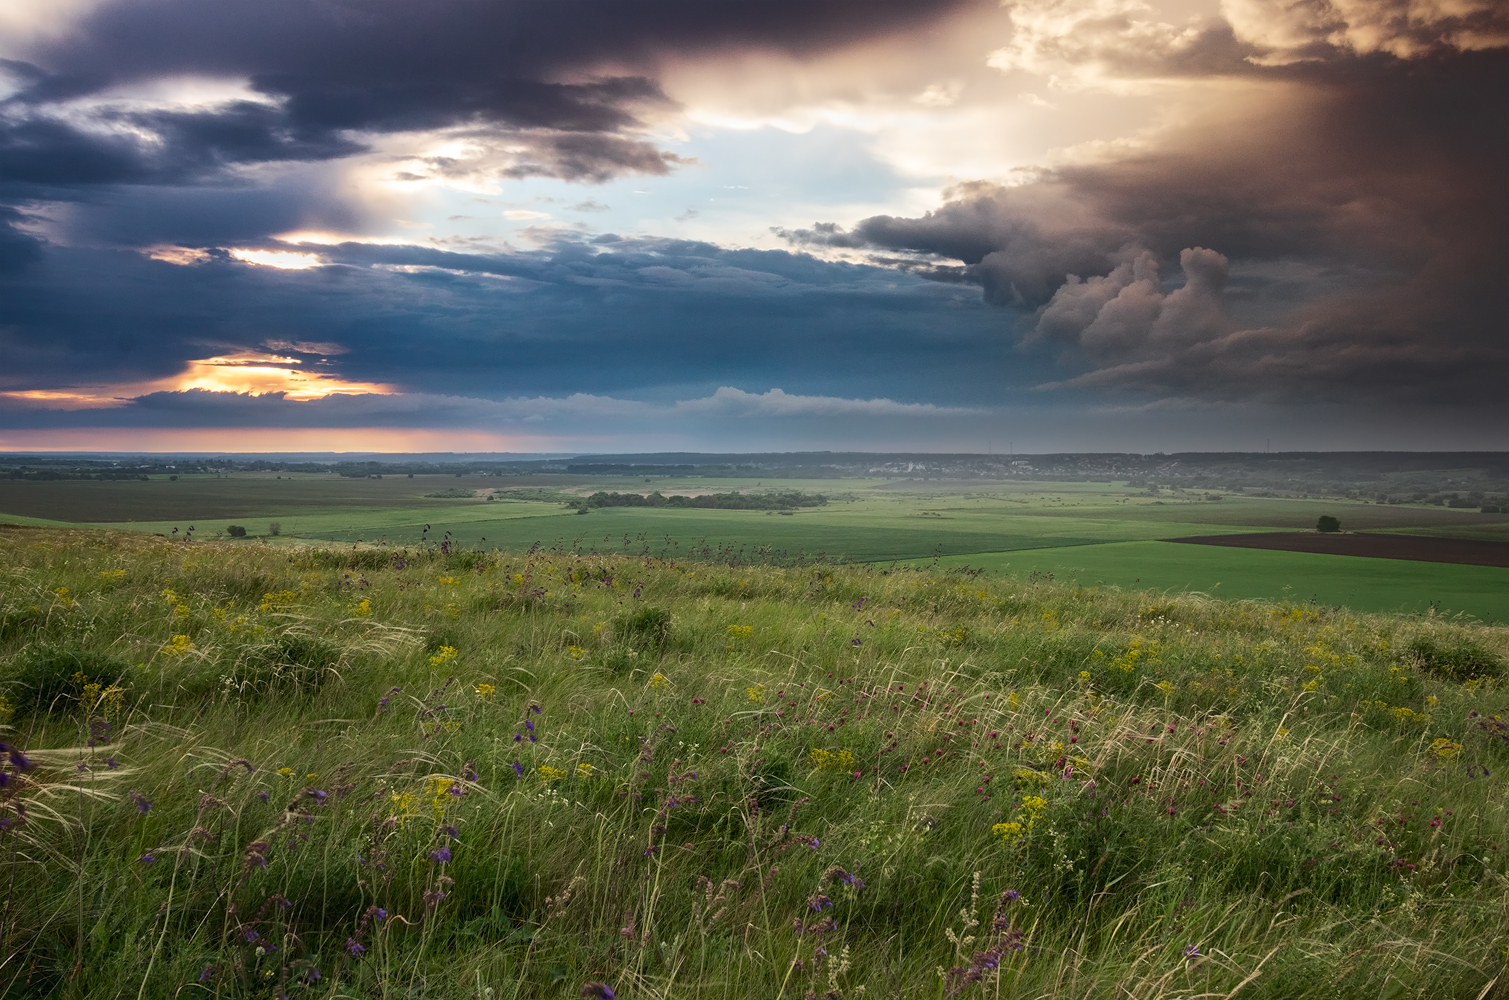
[616, 605, 672, 650]
[1406, 635, 1503, 683]
[268, 522, 282, 536]
[1316, 515, 1340, 532]
[6, 646, 132, 713]
[226, 525, 247, 537]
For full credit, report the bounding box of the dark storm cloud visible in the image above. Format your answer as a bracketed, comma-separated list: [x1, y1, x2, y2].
[1, 0, 974, 194]
[780, 39, 1509, 406]
[0, 234, 1016, 423]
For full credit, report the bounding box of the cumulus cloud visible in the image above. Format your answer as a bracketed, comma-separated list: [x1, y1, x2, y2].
[0, 384, 972, 431]
[675, 386, 981, 418]
[780, 4, 1509, 407]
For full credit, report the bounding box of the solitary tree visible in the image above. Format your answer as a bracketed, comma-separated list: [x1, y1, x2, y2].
[268, 522, 282, 536]
[1316, 515, 1341, 533]
[227, 525, 247, 537]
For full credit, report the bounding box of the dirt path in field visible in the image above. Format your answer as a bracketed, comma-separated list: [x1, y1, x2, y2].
[1164, 532, 1509, 567]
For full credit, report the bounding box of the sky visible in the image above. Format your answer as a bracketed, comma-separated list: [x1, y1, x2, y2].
[0, 0, 1504, 455]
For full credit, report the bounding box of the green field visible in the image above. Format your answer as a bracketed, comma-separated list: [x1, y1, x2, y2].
[1, 527, 1507, 997]
[3, 474, 1505, 619]
[925, 541, 1509, 621]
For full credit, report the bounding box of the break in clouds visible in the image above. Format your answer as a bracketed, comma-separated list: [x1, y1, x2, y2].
[0, 0, 1505, 446]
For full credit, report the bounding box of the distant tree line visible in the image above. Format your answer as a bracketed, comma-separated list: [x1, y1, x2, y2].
[570, 490, 828, 512]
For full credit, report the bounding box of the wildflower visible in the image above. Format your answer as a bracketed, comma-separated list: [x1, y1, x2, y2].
[259, 791, 270, 803]
[851, 638, 862, 646]
[1003, 889, 1020, 902]
[512, 762, 524, 779]
[582, 984, 617, 1000]
[428, 846, 452, 864]
[525, 719, 535, 733]
[475, 683, 496, 700]
[1185, 944, 1201, 959]
[441, 824, 460, 841]
[105, 756, 118, 769]
[128, 790, 152, 814]
[464, 762, 479, 781]
[140, 853, 156, 865]
[345, 938, 365, 956]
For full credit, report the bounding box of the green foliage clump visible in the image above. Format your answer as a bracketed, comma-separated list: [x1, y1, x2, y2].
[1406, 634, 1503, 683]
[1316, 515, 1341, 533]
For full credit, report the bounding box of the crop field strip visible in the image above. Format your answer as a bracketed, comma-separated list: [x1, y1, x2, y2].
[1168, 532, 1509, 567]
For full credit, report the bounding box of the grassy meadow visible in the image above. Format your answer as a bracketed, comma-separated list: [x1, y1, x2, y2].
[2, 473, 1506, 619]
[1, 525, 1507, 998]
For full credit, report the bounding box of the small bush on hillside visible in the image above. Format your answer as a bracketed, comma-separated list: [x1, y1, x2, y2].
[616, 605, 672, 650]
[1407, 635, 1503, 683]
[1316, 515, 1341, 532]
[8, 645, 132, 713]
[226, 525, 247, 537]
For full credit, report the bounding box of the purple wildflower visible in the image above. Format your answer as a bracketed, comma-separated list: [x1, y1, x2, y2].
[529, 734, 537, 743]
[514, 734, 522, 742]
[582, 984, 616, 1000]
[851, 638, 862, 646]
[1185, 944, 1201, 958]
[106, 756, 118, 769]
[345, 938, 365, 956]
[128, 790, 152, 814]
[198, 965, 214, 983]
[1003, 889, 1020, 903]
[532, 704, 542, 714]
[140, 853, 156, 865]
[429, 846, 452, 864]
[8, 748, 34, 772]
[375, 908, 388, 920]
[258, 791, 270, 803]
[512, 761, 524, 778]
[441, 824, 460, 841]
[525, 719, 535, 732]
[464, 762, 479, 781]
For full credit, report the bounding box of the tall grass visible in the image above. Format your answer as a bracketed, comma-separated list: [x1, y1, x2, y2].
[0, 526, 1506, 998]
